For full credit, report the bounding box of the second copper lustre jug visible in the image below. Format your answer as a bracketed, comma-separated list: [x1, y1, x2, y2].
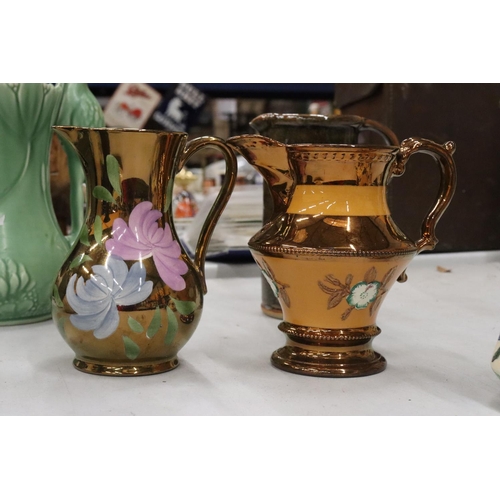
[228, 114, 457, 377]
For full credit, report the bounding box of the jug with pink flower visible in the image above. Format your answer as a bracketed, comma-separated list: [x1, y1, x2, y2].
[52, 127, 237, 376]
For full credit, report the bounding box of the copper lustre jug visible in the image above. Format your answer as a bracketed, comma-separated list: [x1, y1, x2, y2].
[228, 115, 457, 377]
[52, 127, 237, 376]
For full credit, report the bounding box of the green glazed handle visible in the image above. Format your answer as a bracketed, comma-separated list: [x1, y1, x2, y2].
[180, 136, 238, 293]
[392, 137, 457, 253]
[55, 84, 106, 247]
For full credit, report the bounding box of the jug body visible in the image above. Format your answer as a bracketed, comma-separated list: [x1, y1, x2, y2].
[247, 113, 399, 319]
[0, 83, 104, 325]
[228, 134, 456, 377]
[52, 127, 236, 376]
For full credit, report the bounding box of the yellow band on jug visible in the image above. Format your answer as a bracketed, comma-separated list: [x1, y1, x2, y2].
[287, 185, 390, 216]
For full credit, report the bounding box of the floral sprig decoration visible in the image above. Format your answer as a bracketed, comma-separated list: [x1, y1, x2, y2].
[260, 258, 290, 308]
[318, 266, 396, 320]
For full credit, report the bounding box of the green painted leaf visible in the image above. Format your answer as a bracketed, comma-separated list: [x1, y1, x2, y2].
[92, 185, 115, 204]
[492, 347, 500, 363]
[128, 316, 144, 333]
[80, 223, 90, 246]
[69, 254, 93, 269]
[165, 307, 178, 345]
[94, 216, 103, 245]
[53, 284, 64, 308]
[106, 155, 122, 196]
[123, 336, 141, 360]
[146, 307, 162, 339]
[171, 298, 197, 315]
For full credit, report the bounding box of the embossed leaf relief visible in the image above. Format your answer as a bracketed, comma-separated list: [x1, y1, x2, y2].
[318, 266, 396, 320]
[0, 84, 66, 198]
[260, 259, 291, 308]
[0, 258, 38, 317]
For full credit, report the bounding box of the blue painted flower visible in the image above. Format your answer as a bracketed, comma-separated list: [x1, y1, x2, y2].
[66, 255, 153, 339]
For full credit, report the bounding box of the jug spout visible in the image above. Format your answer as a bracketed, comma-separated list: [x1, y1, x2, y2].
[227, 135, 294, 214]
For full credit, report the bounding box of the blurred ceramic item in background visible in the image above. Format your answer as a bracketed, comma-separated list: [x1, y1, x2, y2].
[181, 155, 263, 260]
[0, 83, 104, 325]
[173, 167, 199, 219]
[52, 127, 237, 376]
[228, 120, 457, 377]
[248, 113, 399, 319]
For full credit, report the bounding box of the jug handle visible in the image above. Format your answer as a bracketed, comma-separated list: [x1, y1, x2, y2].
[362, 118, 399, 146]
[391, 137, 457, 254]
[179, 136, 238, 294]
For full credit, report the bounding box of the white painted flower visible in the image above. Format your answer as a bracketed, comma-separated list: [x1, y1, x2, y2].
[346, 281, 380, 309]
[66, 255, 153, 339]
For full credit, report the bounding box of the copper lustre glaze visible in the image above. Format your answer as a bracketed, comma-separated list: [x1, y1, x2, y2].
[228, 115, 457, 377]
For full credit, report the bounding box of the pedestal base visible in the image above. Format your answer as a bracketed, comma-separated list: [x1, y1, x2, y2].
[73, 357, 179, 376]
[272, 322, 387, 377]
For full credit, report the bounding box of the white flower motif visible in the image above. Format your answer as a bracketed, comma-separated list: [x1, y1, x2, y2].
[66, 255, 153, 339]
[346, 281, 380, 309]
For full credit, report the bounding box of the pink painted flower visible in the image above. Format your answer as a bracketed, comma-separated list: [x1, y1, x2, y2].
[105, 201, 188, 291]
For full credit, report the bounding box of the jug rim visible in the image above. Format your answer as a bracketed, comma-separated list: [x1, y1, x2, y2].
[285, 142, 399, 153]
[52, 125, 188, 137]
[228, 134, 400, 153]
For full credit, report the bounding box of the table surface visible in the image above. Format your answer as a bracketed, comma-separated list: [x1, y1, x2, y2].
[1, 250, 499, 416]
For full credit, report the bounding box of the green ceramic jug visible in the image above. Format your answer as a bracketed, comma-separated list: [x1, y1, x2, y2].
[0, 83, 105, 325]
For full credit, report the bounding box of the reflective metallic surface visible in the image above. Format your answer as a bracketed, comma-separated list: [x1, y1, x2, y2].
[52, 127, 237, 376]
[246, 113, 400, 319]
[228, 127, 457, 377]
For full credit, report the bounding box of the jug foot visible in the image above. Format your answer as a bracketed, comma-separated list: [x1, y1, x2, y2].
[73, 357, 179, 376]
[272, 322, 386, 377]
[271, 345, 386, 377]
